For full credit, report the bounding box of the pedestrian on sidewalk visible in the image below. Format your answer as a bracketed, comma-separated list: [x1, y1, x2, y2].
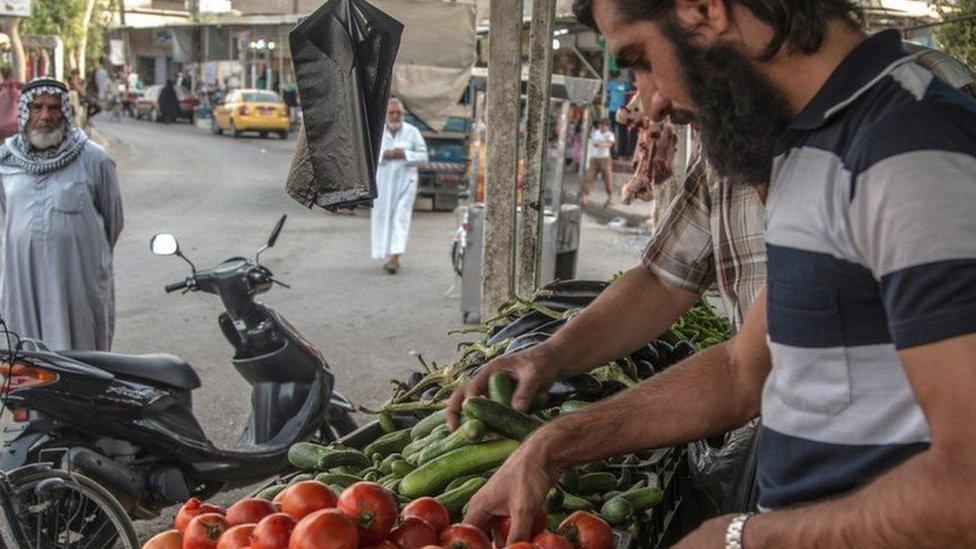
[583, 119, 616, 206]
[0, 78, 124, 351]
[371, 98, 428, 274]
[158, 79, 180, 124]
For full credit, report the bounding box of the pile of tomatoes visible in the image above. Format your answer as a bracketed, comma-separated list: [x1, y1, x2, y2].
[142, 481, 614, 549]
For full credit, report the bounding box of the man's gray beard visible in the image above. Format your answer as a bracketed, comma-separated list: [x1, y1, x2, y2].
[387, 122, 402, 131]
[28, 127, 66, 151]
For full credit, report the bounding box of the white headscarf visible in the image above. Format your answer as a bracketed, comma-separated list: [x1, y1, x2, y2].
[0, 78, 88, 175]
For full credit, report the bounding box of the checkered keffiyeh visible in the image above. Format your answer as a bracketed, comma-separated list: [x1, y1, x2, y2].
[641, 143, 767, 331]
[0, 79, 88, 175]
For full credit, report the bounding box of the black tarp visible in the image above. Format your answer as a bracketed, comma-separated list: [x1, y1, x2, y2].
[286, 0, 403, 210]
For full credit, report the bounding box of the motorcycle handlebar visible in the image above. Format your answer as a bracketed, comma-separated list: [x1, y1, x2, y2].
[165, 280, 189, 293]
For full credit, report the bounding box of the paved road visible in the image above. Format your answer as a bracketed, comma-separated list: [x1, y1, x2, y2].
[91, 117, 644, 536]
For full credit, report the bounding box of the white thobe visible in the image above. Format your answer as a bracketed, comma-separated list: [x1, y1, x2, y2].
[0, 142, 124, 351]
[371, 123, 428, 260]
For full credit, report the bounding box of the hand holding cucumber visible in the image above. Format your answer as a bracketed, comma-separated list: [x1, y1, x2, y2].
[446, 344, 560, 429]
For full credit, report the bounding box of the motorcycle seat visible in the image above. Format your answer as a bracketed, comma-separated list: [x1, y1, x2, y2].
[58, 351, 202, 390]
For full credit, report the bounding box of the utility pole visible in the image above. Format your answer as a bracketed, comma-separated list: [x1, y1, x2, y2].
[481, 0, 523, 319]
[517, 0, 556, 296]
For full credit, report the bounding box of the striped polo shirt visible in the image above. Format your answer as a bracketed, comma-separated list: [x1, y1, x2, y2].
[758, 30, 976, 509]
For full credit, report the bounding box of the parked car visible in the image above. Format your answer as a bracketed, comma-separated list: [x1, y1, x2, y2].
[133, 84, 199, 123]
[211, 89, 290, 139]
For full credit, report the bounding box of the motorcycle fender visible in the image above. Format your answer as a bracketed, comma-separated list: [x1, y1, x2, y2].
[0, 432, 50, 473]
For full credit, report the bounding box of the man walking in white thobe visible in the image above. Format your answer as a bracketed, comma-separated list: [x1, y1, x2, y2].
[0, 78, 124, 350]
[371, 98, 428, 274]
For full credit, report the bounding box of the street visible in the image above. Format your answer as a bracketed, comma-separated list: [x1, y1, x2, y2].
[93, 117, 645, 534]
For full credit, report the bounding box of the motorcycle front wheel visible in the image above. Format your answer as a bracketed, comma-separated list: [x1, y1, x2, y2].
[3, 468, 139, 548]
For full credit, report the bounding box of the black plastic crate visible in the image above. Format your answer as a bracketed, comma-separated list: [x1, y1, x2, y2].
[610, 446, 686, 549]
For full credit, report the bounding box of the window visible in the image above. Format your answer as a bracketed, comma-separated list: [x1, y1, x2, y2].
[242, 91, 283, 103]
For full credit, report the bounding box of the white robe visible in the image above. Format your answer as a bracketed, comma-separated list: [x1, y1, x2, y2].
[0, 142, 124, 351]
[371, 123, 428, 260]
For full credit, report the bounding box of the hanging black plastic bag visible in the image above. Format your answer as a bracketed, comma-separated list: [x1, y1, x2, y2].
[686, 419, 761, 516]
[286, 0, 403, 210]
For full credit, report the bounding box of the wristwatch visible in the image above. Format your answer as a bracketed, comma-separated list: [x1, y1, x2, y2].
[725, 513, 754, 549]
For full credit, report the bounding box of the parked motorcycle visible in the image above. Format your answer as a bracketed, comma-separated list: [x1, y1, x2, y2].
[0, 215, 357, 519]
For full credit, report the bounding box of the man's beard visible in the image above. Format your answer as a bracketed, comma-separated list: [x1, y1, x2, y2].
[669, 28, 792, 186]
[27, 126, 66, 151]
[387, 121, 402, 131]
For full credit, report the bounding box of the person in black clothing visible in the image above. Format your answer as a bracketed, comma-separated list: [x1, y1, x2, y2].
[158, 79, 180, 124]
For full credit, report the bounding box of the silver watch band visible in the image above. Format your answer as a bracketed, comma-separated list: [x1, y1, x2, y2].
[725, 513, 754, 549]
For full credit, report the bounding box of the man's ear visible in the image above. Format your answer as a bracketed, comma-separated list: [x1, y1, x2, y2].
[672, 0, 732, 45]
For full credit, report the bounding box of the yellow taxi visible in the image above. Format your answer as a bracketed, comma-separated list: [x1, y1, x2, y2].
[211, 89, 290, 139]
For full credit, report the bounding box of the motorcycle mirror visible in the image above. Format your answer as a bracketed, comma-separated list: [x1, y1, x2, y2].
[267, 215, 287, 248]
[150, 233, 179, 256]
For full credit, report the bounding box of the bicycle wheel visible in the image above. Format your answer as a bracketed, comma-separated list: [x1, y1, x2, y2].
[5, 468, 139, 549]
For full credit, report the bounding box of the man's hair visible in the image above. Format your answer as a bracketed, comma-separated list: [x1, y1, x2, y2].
[573, 0, 862, 60]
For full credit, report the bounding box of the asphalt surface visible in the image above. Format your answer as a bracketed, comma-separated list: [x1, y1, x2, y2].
[89, 116, 645, 537]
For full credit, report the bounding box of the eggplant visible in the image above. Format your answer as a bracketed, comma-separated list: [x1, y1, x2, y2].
[535, 293, 599, 311]
[634, 360, 656, 379]
[504, 332, 551, 354]
[630, 343, 661, 365]
[533, 318, 567, 336]
[420, 386, 440, 402]
[651, 341, 676, 364]
[486, 310, 551, 347]
[547, 374, 604, 402]
[671, 340, 697, 362]
[540, 279, 609, 294]
[406, 371, 424, 389]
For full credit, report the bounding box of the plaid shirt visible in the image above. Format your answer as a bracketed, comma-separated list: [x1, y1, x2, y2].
[642, 148, 766, 330]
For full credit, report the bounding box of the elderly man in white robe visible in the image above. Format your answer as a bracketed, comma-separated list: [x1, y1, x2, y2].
[371, 98, 428, 274]
[0, 77, 124, 351]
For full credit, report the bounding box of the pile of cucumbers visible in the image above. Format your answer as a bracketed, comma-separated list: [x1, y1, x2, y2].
[272, 372, 670, 535]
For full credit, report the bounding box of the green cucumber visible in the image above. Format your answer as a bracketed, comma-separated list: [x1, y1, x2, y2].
[461, 397, 543, 440]
[412, 419, 486, 465]
[382, 478, 401, 493]
[622, 486, 664, 510]
[314, 472, 361, 490]
[288, 442, 371, 471]
[547, 512, 568, 532]
[403, 424, 451, 458]
[288, 473, 314, 485]
[559, 490, 594, 511]
[391, 459, 415, 477]
[379, 411, 398, 433]
[363, 470, 381, 482]
[615, 468, 632, 490]
[379, 453, 402, 475]
[330, 465, 362, 475]
[600, 495, 635, 525]
[488, 372, 515, 406]
[559, 468, 580, 492]
[576, 472, 617, 495]
[444, 473, 482, 492]
[436, 477, 487, 521]
[255, 484, 287, 500]
[400, 439, 519, 498]
[559, 400, 589, 414]
[377, 473, 398, 484]
[363, 429, 412, 459]
[545, 487, 564, 511]
[530, 391, 549, 413]
[410, 409, 448, 440]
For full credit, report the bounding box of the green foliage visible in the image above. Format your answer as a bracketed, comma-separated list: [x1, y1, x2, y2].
[929, 0, 976, 68]
[22, 0, 111, 70]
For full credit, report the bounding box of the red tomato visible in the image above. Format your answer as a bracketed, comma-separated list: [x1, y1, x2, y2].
[175, 498, 225, 533]
[362, 541, 401, 549]
[215, 524, 256, 549]
[251, 513, 297, 549]
[505, 543, 539, 549]
[419, 546, 444, 549]
[272, 488, 287, 512]
[532, 532, 574, 549]
[402, 497, 451, 534]
[336, 482, 399, 544]
[557, 512, 613, 549]
[182, 513, 229, 549]
[280, 481, 337, 520]
[492, 512, 547, 544]
[439, 524, 491, 549]
[142, 529, 183, 549]
[390, 517, 438, 549]
[288, 508, 359, 549]
[226, 498, 276, 526]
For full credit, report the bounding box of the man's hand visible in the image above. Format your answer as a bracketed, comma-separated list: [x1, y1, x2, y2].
[382, 148, 406, 160]
[672, 514, 735, 549]
[447, 344, 560, 429]
[463, 434, 556, 544]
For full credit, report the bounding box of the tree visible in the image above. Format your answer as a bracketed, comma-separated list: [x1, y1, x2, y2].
[929, 0, 976, 68]
[22, 0, 111, 75]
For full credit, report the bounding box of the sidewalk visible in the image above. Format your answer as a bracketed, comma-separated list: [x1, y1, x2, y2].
[566, 162, 652, 229]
